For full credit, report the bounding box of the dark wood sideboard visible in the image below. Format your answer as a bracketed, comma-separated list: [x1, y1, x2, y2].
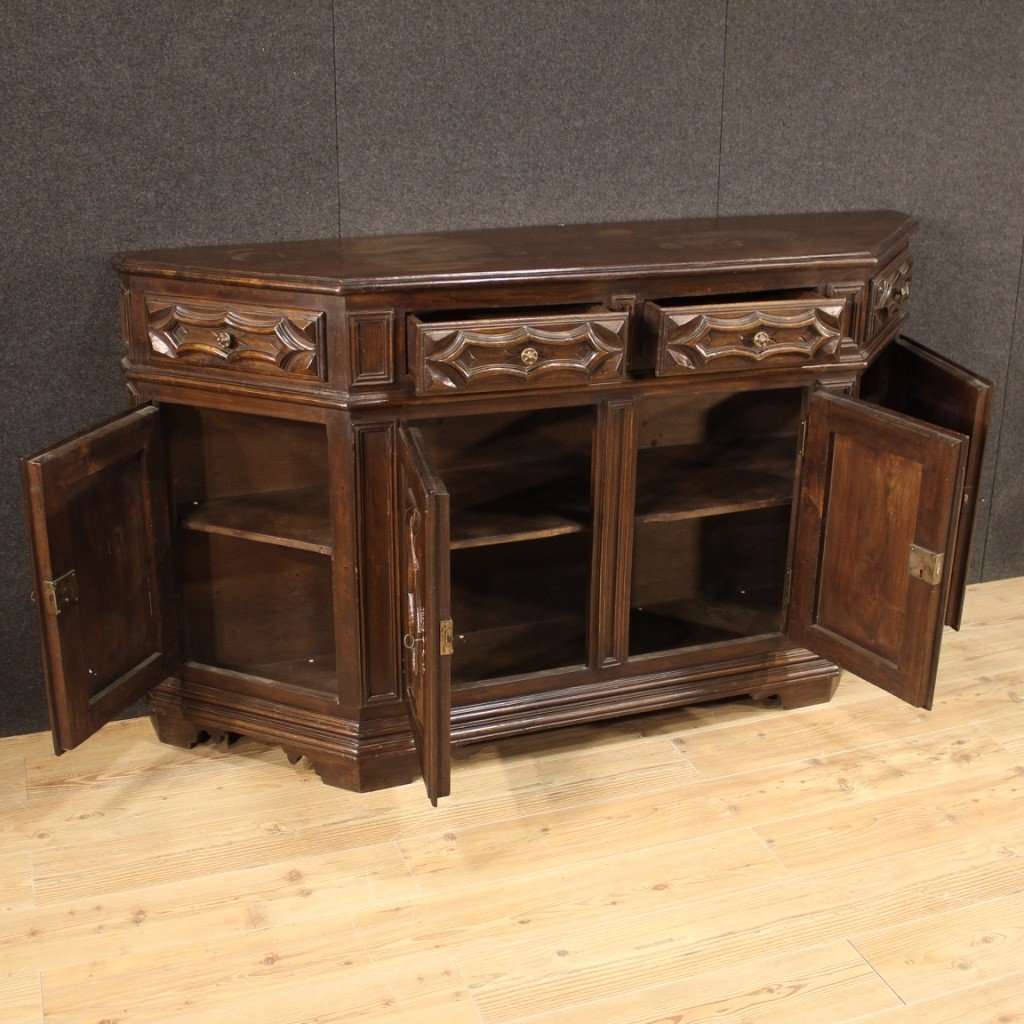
[21, 212, 992, 804]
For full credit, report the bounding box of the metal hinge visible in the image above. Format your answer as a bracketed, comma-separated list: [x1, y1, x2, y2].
[439, 619, 454, 656]
[908, 544, 944, 586]
[797, 419, 808, 459]
[782, 566, 793, 607]
[42, 569, 78, 616]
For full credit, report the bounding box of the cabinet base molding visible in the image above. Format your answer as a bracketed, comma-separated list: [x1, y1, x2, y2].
[450, 654, 842, 746]
[144, 655, 840, 792]
[146, 680, 419, 794]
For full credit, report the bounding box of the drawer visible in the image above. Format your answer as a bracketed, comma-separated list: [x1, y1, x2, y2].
[408, 307, 628, 395]
[146, 295, 326, 381]
[645, 296, 850, 376]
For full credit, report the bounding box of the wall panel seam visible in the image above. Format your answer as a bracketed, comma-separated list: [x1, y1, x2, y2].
[980, 226, 1024, 579]
[714, 0, 729, 217]
[330, 0, 343, 237]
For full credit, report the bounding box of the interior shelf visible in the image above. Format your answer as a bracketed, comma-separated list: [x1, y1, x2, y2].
[180, 487, 332, 555]
[452, 617, 586, 685]
[449, 531, 590, 683]
[445, 459, 590, 550]
[243, 655, 337, 694]
[634, 436, 797, 523]
[630, 587, 784, 656]
[190, 654, 338, 694]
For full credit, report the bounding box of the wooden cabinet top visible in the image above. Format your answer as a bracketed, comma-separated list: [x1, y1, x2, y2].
[114, 210, 916, 294]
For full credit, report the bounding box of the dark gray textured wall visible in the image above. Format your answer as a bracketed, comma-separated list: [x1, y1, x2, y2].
[1, 0, 1021, 737]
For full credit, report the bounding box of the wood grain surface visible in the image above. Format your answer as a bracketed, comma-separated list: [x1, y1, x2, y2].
[1, 577, 1020, 1023]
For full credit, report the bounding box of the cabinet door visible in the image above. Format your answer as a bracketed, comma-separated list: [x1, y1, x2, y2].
[397, 425, 452, 805]
[21, 405, 179, 752]
[788, 391, 967, 708]
[860, 337, 992, 629]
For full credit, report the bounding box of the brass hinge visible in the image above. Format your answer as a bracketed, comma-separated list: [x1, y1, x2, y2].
[42, 569, 78, 616]
[797, 419, 808, 459]
[439, 619, 454, 656]
[782, 566, 793, 607]
[908, 544, 944, 586]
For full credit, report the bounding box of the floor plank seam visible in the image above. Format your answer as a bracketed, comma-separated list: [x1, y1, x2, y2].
[395, 821, 781, 904]
[24, 847, 38, 911]
[392, 787, 726, 870]
[666, 740, 704, 777]
[746, 759, 1024, 858]
[470, 935, 885, 1024]
[348, 911, 406, 1013]
[389, 766, 712, 850]
[848, 885, 1024, 945]
[451, 954, 488, 1024]
[390, 838, 424, 898]
[35, 970, 46, 1024]
[675, 718, 1001, 785]
[751, 826, 800, 877]
[846, 937, 907, 1007]
[974, 717, 1024, 754]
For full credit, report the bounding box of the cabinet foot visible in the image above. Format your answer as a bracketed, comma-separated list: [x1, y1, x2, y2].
[149, 712, 211, 749]
[305, 749, 421, 793]
[774, 674, 841, 710]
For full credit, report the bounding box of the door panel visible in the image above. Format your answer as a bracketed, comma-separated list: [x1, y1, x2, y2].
[860, 336, 992, 628]
[21, 405, 178, 752]
[397, 425, 452, 804]
[789, 391, 967, 708]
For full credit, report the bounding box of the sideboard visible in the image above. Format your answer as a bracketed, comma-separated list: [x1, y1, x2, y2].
[21, 212, 992, 803]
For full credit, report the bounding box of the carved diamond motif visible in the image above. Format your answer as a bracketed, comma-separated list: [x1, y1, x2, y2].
[147, 297, 324, 378]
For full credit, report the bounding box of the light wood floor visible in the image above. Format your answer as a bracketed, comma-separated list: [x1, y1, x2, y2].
[1, 578, 1022, 1024]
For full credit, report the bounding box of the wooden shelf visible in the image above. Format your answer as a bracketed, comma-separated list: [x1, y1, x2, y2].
[634, 436, 797, 523]
[629, 589, 784, 656]
[247, 655, 337, 694]
[180, 487, 332, 555]
[190, 655, 338, 695]
[445, 459, 590, 550]
[452, 616, 586, 685]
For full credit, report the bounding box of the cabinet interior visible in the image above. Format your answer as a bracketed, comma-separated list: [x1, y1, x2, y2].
[415, 407, 594, 684]
[163, 406, 337, 694]
[629, 388, 803, 657]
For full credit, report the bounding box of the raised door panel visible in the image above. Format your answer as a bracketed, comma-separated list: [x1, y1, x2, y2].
[397, 426, 452, 804]
[789, 391, 967, 708]
[863, 337, 992, 629]
[21, 405, 178, 752]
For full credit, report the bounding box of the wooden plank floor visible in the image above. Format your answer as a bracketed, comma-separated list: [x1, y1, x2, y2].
[1, 577, 1022, 1024]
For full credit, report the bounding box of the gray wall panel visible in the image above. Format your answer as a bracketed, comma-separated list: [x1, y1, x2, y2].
[0, 1, 339, 737]
[332, 0, 726, 233]
[717, 0, 1024, 582]
[984, 252, 1024, 580]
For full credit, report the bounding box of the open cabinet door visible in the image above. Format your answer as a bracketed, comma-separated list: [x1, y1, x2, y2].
[788, 391, 967, 709]
[397, 425, 452, 805]
[860, 337, 992, 629]
[21, 405, 179, 752]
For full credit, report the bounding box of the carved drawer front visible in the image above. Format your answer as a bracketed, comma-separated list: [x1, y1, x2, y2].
[147, 296, 326, 380]
[868, 251, 912, 341]
[408, 308, 628, 395]
[646, 297, 851, 376]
